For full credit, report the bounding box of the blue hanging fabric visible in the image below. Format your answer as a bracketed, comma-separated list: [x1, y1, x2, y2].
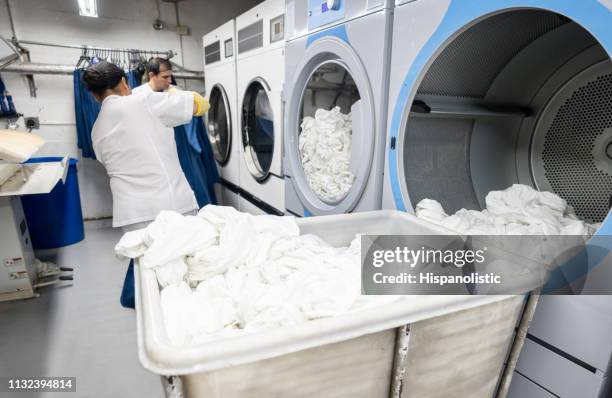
[127, 70, 142, 89]
[173, 116, 219, 207]
[0, 74, 9, 116]
[196, 118, 221, 202]
[73, 69, 100, 159]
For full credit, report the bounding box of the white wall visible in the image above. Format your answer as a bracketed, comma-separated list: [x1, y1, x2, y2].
[0, 0, 260, 219]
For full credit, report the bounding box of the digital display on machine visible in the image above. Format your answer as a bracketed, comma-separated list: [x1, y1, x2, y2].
[224, 39, 233, 58]
[270, 15, 284, 43]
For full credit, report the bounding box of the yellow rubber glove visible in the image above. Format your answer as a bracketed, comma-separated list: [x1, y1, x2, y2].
[193, 92, 210, 116]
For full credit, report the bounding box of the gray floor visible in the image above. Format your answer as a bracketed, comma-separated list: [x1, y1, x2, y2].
[0, 223, 165, 398]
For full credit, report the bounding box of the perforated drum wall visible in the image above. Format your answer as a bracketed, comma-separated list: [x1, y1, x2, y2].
[535, 70, 612, 223]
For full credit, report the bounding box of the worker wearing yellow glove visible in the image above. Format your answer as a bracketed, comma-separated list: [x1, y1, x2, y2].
[193, 91, 210, 116]
[83, 60, 202, 231]
[132, 58, 209, 117]
[165, 86, 209, 116]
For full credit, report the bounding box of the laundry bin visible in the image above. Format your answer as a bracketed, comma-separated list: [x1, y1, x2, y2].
[135, 211, 527, 398]
[21, 157, 85, 249]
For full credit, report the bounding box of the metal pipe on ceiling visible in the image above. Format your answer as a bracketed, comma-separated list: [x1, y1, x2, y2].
[2, 62, 204, 80]
[15, 39, 177, 60]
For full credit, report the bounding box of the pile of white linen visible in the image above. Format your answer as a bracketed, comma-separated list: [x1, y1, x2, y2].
[115, 205, 369, 346]
[0, 129, 45, 162]
[299, 106, 355, 202]
[416, 184, 598, 236]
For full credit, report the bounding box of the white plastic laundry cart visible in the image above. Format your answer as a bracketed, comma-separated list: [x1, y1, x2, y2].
[135, 211, 526, 398]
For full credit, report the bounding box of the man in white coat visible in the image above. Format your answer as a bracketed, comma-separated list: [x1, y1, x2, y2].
[132, 57, 174, 94]
[83, 61, 209, 232]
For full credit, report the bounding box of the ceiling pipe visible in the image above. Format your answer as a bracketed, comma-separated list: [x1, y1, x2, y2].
[2, 62, 204, 80]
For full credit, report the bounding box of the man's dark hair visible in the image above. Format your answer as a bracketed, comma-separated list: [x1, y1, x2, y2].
[82, 61, 126, 97]
[146, 57, 172, 76]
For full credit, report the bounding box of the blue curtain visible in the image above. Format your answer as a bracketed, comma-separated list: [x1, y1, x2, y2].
[174, 117, 219, 207]
[73, 69, 100, 159]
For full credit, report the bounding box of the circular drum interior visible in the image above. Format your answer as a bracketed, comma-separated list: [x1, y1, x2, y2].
[401, 9, 612, 223]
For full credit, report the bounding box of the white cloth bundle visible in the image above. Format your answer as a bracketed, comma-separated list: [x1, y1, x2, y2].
[416, 184, 598, 236]
[299, 107, 355, 202]
[115, 205, 369, 346]
[0, 129, 45, 163]
[140, 211, 218, 268]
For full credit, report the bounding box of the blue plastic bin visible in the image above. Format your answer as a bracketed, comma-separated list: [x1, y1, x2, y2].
[21, 157, 85, 249]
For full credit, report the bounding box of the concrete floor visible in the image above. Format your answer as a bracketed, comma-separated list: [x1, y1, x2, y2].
[0, 222, 165, 398]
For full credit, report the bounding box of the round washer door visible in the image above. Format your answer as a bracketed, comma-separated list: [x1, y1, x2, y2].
[241, 78, 275, 181]
[207, 84, 232, 165]
[285, 36, 376, 215]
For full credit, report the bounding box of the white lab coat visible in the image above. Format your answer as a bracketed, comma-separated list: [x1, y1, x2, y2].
[131, 82, 159, 95]
[92, 90, 197, 227]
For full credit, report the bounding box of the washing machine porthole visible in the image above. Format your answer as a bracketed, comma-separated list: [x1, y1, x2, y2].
[241, 78, 274, 181]
[207, 84, 232, 165]
[296, 60, 362, 205]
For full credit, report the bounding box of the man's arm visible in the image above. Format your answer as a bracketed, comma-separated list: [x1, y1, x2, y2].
[145, 90, 208, 128]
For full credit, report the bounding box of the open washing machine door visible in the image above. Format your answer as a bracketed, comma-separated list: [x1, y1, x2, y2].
[206, 84, 232, 166]
[390, 3, 612, 218]
[240, 78, 283, 182]
[387, 1, 612, 292]
[285, 36, 376, 216]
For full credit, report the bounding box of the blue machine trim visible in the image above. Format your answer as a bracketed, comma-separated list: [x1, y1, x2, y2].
[387, 0, 612, 288]
[306, 24, 349, 47]
[303, 208, 313, 217]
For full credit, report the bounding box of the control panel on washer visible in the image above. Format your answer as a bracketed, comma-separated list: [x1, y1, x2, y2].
[308, 0, 345, 30]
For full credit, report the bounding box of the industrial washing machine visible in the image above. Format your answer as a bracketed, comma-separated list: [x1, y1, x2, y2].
[383, 1, 612, 397]
[236, 0, 286, 216]
[283, 0, 393, 217]
[203, 20, 241, 209]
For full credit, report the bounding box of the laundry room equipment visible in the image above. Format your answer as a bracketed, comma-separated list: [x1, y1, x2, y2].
[382, 1, 612, 396]
[204, 20, 241, 210]
[235, 0, 286, 215]
[134, 209, 526, 398]
[283, 0, 393, 217]
[0, 156, 69, 301]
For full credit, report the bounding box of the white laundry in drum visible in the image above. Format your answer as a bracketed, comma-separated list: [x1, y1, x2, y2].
[115, 205, 390, 347]
[416, 184, 599, 236]
[299, 106, 355, 202]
